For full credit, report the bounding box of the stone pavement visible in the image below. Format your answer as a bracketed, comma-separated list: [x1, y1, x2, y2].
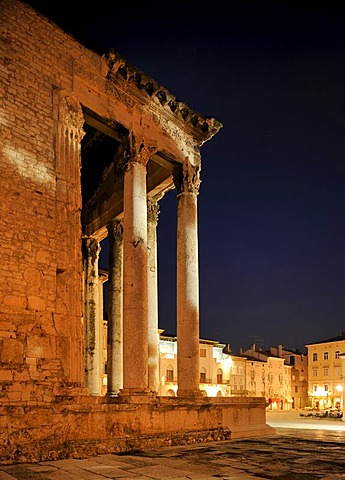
[1, 411, 345, 479]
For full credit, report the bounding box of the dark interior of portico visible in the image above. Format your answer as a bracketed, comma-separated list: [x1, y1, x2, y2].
[80, 107, 175, 239]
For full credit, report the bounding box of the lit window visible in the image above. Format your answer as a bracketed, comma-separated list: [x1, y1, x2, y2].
[217, 369, 223, 384]
[312, 368, 318, 377]
[200, 348, 206, 358]
[335, 366, 341, 377]
[323, 368, 328, 376]
[166, 368, 174, 382]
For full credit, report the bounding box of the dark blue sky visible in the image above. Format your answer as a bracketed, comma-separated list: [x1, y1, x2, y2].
[27, 1, 345, 353]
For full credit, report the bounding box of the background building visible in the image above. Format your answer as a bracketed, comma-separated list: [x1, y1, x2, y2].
[270, 346, 308, 409]
[306, 332, 345, 410]
[241, 345, 292, 410]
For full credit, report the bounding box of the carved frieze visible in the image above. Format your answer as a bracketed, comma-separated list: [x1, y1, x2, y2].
[105, 82, 136, 109]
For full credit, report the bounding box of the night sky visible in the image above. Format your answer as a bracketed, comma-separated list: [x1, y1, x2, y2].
[26, 1, 345, 353]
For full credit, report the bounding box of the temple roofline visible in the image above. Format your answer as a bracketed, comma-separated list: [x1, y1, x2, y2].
[104, 49, 223, 145]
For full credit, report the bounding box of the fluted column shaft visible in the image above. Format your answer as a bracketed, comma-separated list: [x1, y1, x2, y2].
[174, 159, 202, 397]
[106, 219, 123, 396]
[55, 91, 85, 384]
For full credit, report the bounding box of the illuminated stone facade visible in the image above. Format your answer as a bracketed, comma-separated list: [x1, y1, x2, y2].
[155, 335, 247, 398]
[270, 345, 308, 410]
[0, 0, 274, 464]
[242, 345, 293, 410]
[306, 333, 345, 410]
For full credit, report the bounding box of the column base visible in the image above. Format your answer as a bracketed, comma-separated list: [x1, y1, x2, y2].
[117, 388, 156, 404]
[106, 391, 120, 397]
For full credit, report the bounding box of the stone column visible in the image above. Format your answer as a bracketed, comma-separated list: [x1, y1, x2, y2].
[98, 269, 108, 393]
[55, 90, 85, 384]
[106, 219, 123, 396]
[120, 135, 157, 398]
[174, 158, 202, 397]
[82, 237, 102, 395]
[147, 199, 160, 393]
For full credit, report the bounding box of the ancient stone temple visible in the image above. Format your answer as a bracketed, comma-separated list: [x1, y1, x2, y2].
[0, 0, 274, 464]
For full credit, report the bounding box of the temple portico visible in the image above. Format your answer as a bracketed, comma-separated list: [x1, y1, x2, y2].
[77, 49, 226, 401]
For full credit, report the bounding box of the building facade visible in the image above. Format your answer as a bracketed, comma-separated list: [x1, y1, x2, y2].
[306, 332, 345, 410]
[242, 345, 292, 410]
[270, 346, 308, 409]
[158, 335, 247, 398]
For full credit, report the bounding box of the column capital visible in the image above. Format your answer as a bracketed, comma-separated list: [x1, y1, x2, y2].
[106, 218, 123, 242]
[82, 236, 100, 262]
[147, 199, 160, 226]
[57, 89, 85, 142]
[123, 133, 157, 169]
[173, 158, 201, 196]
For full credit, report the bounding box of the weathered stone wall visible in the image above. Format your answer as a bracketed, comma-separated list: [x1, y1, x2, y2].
[0, 0, 95, 402]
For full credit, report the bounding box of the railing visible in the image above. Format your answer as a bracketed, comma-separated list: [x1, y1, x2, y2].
[230, 389, 248, 396]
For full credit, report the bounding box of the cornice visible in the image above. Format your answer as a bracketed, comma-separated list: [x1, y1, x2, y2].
[104, 49, 223, 146]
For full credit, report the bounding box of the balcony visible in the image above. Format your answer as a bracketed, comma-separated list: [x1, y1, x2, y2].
[200, 378, 213, 384]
